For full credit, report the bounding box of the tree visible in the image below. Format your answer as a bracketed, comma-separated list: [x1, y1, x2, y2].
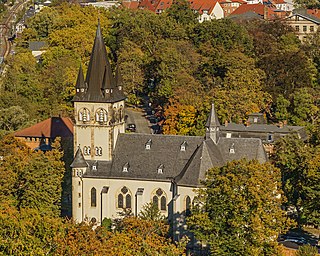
[293, 0, 320, 8]
[166, 0, 198, 27]
[139, 202, 165, 222]
[188, 159, 289, 255]
[296, 244, 318, 256]
[272, 135, 320, 227]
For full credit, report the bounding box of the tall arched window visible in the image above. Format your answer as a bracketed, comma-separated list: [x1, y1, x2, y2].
[79, 108, 90, 122]
[160, 196, 166, 211]
[152, 188, 167, 212]
[117, 186, 132, 209]
[118, 194, 123, 208]
[185, 196, 191, 216]
[91, 187, 97, 207]
[95, 108, 108, 124]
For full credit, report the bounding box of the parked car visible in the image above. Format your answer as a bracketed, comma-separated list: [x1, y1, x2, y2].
[126, 123, 136, 132]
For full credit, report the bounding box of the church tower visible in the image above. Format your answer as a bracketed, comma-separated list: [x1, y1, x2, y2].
[205, 103, 220, 143]
[72, 23, 125, 162]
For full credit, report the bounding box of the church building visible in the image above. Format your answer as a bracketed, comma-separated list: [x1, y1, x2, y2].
[70, 23, 267, 229]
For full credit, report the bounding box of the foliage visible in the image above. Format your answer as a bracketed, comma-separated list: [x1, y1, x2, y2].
[139, 202, 165, 222]
[272, 135, 320, 227]
[188, 159, 290, 255]
[296, 244, 318, 256]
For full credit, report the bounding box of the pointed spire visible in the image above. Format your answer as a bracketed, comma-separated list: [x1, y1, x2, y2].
[75, 64, 86, 93]
[70, 146, 88, 168]
[205, 103, 220, 143]
[115, 63, 123, 88]
[72, 22, 125, 103]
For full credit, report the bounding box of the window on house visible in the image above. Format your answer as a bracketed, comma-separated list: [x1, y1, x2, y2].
[95, 108, 108, 124]
[117, 186, 132, 209]
[95, 147, 102, 156]
[267, 134, 273, 142]
[91, 187, 97, 207]
[160, 196, 166, 211]
[180, 141, 187, 151]
[186, 196, 191, 216]
[145, 139, 152, 150]
[79, 108, 90, 122]
[303, 26, 307, 32]
[152, 188, 167, 211]
[310, 26, 314, 32]
[157, 164, 164, 174]
[229, 143, 235, 154]
[226, 133, 232, 138]
[295, 26, 299, 32]
[123, 162, 129, 172]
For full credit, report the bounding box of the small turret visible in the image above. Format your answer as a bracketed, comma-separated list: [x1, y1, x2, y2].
[205, 103, 220, 144]
[75, 65, 86, 93]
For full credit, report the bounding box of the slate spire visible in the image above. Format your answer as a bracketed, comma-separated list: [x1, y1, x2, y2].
[70, 146, 88, 168]
[73, 22, 125, 103]
[75, 64, 86, 93]
[205, 103, 220, 143]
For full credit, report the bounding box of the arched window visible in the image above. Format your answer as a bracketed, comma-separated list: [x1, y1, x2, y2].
[91, 187, 97, 207]
[79, 108, 90, 122]
[152, 188, 167, 212]
[126, 194, 131, 209]
[160, 196, 166, 211]
[153, 195, 158, 208]
[185, 196, 191, 216]
[95, 108, 108, 124]
[117, 186, 132, 209]
[95, 147, 102, 156]
[118, 194, 123, 208]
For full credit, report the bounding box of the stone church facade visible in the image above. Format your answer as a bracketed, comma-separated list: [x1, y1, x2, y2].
[71, 24, 267, 229]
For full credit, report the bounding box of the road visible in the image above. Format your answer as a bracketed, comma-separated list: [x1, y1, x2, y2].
[125, 107, 152, 134]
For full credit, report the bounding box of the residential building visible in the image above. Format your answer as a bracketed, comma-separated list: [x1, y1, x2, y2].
[14, 117, 73, 151]
[220, 113, 307, 155]
[286, 9, 320, 41]
[219, 0, 246, 17]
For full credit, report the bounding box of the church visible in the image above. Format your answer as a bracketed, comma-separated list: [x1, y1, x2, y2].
[70, 23, 267, 229]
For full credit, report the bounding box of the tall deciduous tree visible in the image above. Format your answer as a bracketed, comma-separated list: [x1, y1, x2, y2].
[188, 159, 289, 255]
[272, 135, 320, 227]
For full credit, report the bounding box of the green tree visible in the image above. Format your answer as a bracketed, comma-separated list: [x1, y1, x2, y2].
[272, 135, 320, 227]
[188, 159, 289, 256]
[139, 202, 165, 222]
[296, 244, 318, 256]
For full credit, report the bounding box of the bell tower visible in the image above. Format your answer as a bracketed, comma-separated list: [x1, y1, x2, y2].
[72, 23, 125, 161]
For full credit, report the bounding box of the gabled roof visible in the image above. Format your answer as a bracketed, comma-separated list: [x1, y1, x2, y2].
[122, 1, 140, 9]
[290, 9, 320, 24]
[155, 0, 173, 11]
[14, 117, 73, 138]
[230, 3, 277, 19]
[83, 132, 267, 186]
[189, 0, 220, 14]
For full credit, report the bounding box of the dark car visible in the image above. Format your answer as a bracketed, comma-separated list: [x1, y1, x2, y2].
[126, 123, 136, 132]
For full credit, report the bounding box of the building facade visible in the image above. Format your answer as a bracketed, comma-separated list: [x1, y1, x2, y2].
[71, 24, 267, 230]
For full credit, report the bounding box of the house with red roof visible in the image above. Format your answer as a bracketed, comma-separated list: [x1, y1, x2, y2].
[230, 3, 280, 19]
[122, 0, 224, 20]
[219, 0, 246, 17]
[14, 117, 74, 151]
[190, 0, 224, 21]
[272, 0, 293, 12]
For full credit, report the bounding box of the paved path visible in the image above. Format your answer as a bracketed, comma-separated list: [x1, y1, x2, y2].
[125, 108, 152, 134]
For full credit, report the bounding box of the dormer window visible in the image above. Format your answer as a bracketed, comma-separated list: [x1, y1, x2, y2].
[118, 86, 122, 91]
[180, 141, 187, 151]
[145, 139, 152, 150]
[229, 143, 235, 154]
[157, 164, 164, 174]
[123, 162, 129, 172]
[106, 89, 110, 93]
[80, 88, 85, 92]
[92, 164, 97, 171]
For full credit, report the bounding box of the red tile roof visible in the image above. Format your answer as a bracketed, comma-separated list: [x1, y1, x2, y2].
[307, 9, 320, 19]
[189, 0, 219, 14]
[14, 117, 73, 138]
[231, 3, 276, 19]
[122, 1, 140, 9]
